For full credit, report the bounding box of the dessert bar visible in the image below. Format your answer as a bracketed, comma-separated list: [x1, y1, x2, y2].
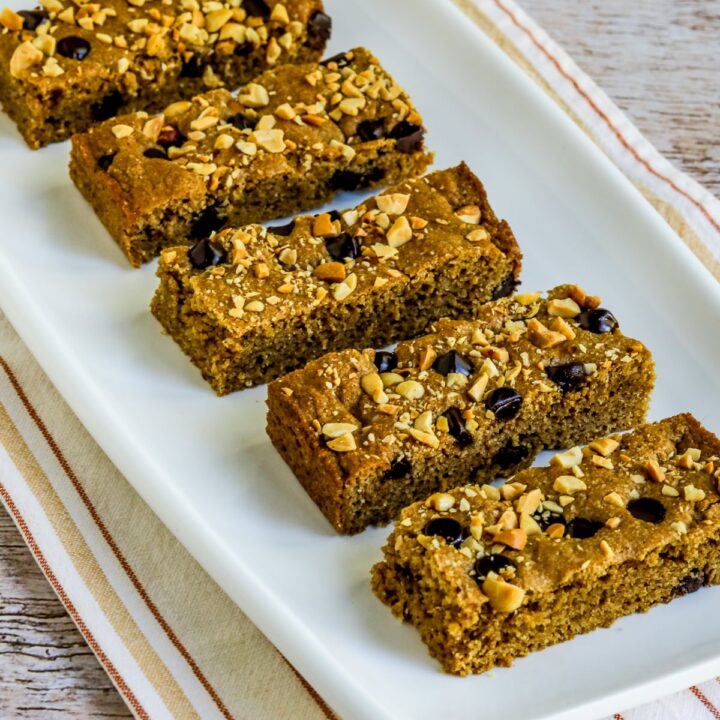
[70, 47, 433, 266]
[371, 414, 720, 674]
[0, 0, 330, 148]
[151, 163, 521, 393]
[267, 285, 655, 533]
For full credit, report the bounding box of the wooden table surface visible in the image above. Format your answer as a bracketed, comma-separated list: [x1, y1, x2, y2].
[1, 1, 719, 717]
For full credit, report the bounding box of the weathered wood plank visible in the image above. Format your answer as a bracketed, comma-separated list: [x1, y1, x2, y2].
[1, 2, 718, 717]
[0, 509, 132, 718]
[523, 0, 720, 196]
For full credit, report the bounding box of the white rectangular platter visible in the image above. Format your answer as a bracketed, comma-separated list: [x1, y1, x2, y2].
[2, 1, 720, 718]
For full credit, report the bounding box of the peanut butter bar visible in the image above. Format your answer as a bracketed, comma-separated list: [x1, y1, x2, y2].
[267, 285, 655, 534]
[69, 47, 433, 266]
[0, 0, 329, 149]
[151, 163, 521, 394]
[371, 414, 720, 675]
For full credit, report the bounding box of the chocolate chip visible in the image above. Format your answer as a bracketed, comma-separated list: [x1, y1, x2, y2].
[233, 41, 254, 57]
[388, 122, 425, 153]
[157, 126, 185, 148]
[494, 442, 530, 469]
[423, 518, 464, 547]
[190, 206, 226, 239]
[546, 363, 587, 392]
[627, 498, 666, 524]
[324, 233, 360, 261]
[485, 388, 522, 420]
[442, 407, 473, 447]
[385, 456, 411, 480]
[18, 8, 47, 30]
[143, 147, 168, 160]
[267, 219, 295, 237]
[244, 0, 270, 16]
[492, 272, 519, 300]
[97, 152, 116, 171]
[566, 517, 603, 539]
[577, 307, 619, 334]
[320, 51, 350, 68]
[188, 237, 226, 270]
[227, 114, 256, 131]
[356, 119, 385, 142]
[329, 167, 385, 192]
[673, 571, 707, 597]
[56, 36, 91, 61]
[91, 90, 123, 122]
[179, 55, 204, 78]
[432, 350, 473, 377]
[374, 350, 397, 373]
[474, 554, 516, 581]
[307, 11, 332, 51]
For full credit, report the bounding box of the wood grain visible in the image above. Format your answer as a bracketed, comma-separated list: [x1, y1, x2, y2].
[0, 510, 131, 718]
[523, 0, 720, 196]
[1, 1, 718, 717]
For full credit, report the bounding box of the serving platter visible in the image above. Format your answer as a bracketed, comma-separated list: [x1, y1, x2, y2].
[2, 0, 720, 718]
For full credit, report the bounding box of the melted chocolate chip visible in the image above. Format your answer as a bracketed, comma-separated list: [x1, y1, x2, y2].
[388, 122, 425, 153]
[91, 90, 123, 122]
[188, 237, 226, 270]
[566, 517, 603, 539]
[233, 41, 254, 57]
[18, 8, 47, 30]
[423, 518, 464, 547]
[374, 350, 397, 373]
[432, 350, 473, 377]
[385, 456, 411, 480]
[485, 387, 523, 420]
[627, 497, 666, 524]
[307, 11, 332, 51]
[157, 126, 185, 148]
[492, 272, 519, 300]
[546, 362, 588, 392]
[143, 147, 168, 160]
[320, 52, 350, 68]
[227, 114, 256, 131]
[356, 119, 385, 142]
[190, 206, 227, 239]
[673, 571, 707, 597]
[56, 36, 91, 61]
[329, 167, 384, 192]
[97, 152, 116, 171]
[244, 0, 270, 17]
[474, 554, 516, 581]
[494, 442, 531, 470]
[442, 407, 473, 447]
[577, 307, 619, 334]
[325, 233, 360, 261]
[267, 219, 295, 237]
[179, 55, 204, 78]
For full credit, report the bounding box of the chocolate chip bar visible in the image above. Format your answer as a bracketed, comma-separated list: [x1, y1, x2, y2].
[371, 414, 720, 675]
[151, 163, 521, 394]
[69, 47, 433, 266]
[0, 0, 330, 149]
[266, 285, 655, 534]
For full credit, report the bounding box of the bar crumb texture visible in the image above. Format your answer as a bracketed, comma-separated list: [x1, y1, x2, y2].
[0, 0, 330, 148]
[267, 285, 654, 533]
[152, 163, 521, 394]
[371, 414, 720, 675]
[70, 47, 432, 265]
